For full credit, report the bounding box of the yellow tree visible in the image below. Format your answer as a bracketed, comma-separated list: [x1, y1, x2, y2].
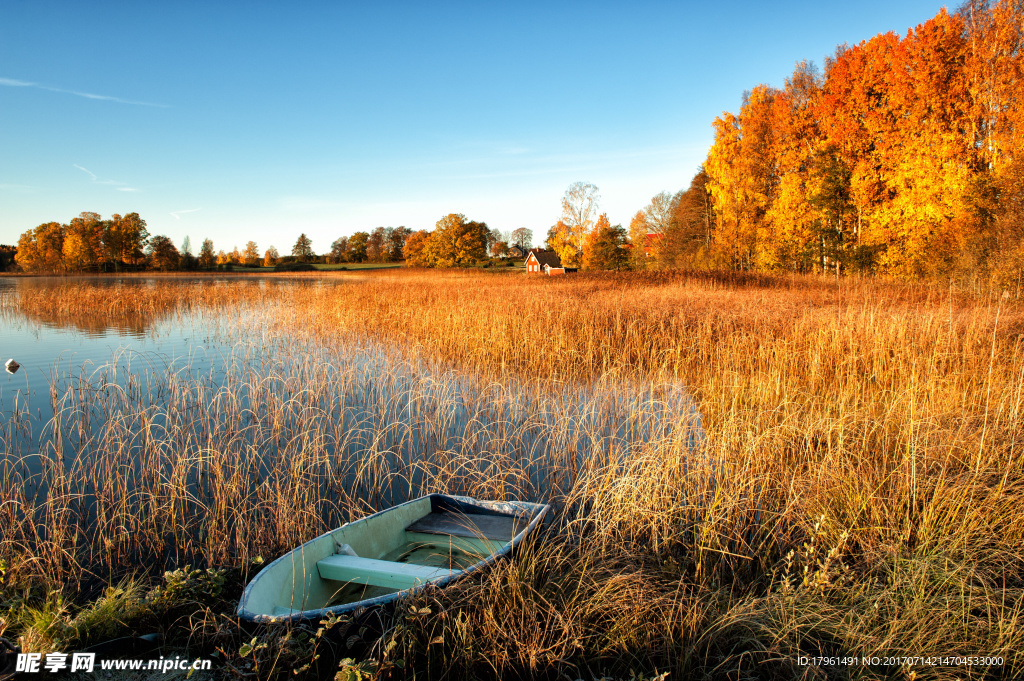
[15, 222, 66, 272]
[763, 61, 823, 271]
[243, 241, 260, 266]
[65, 212, 106, 270]
[104, 213, 149, 269]
[557, 182, 599, 267]
[263, 246, 279, 267]
[62, 230, 91, 271]
[959, 0, 1024, 284]
[628, 210, 649, 269]
[961, 0, 1024, 177]
[403, 230, 432, 266]
[546, 220, 579, 266]
[15, 230, 42, 272]
[422, 214, 488, 267]
[706, 85, 779, 270]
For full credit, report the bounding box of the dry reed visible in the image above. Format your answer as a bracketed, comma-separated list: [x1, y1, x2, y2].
[1, 270, 1021, 679]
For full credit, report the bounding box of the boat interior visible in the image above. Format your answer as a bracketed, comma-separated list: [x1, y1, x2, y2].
[251, 496, 533, 618]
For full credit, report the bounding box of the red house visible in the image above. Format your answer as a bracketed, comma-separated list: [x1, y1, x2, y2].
[525, 250, 563, 274]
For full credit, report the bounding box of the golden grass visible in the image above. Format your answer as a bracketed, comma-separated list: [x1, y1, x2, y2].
[1, 269, 1022, 679]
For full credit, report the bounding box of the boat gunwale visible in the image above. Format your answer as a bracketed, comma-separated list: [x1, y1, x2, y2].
[236, 493, 550, 624]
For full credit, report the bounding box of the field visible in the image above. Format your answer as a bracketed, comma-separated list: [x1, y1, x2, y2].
[1, 269, 1022, 680]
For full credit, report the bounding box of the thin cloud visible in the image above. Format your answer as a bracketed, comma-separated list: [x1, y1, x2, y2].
[2, 77, 169, 108]
[74, 164, 137, 191]
[73, 164, 98, 181]
[169, 208, 202, 219]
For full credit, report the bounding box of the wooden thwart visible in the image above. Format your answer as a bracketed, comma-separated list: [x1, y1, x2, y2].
[317, 555, 459, 590]
[405, 512, 524, 542]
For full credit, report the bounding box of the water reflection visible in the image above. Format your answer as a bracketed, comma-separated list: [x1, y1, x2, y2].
[0, 276, 303, 337]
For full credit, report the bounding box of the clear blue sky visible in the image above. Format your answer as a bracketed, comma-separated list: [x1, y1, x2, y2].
[2, 1, 951, 253]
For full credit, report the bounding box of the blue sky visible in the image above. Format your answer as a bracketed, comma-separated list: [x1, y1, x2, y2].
[2, 1, 951, 254]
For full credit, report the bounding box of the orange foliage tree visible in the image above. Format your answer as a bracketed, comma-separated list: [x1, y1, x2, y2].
[699, 2, 1023, 280]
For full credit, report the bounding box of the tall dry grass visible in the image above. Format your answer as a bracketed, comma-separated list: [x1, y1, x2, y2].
[1, 269, 1022, 679]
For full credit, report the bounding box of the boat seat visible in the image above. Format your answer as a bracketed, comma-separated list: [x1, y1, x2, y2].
[316, 555, 460, 590]
[405, 512, 524, 542]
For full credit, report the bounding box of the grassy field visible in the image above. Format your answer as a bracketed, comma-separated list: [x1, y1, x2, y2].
[1, 269, 1022, 680]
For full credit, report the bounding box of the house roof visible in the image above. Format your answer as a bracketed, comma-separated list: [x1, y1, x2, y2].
[527, 250, 562, 268]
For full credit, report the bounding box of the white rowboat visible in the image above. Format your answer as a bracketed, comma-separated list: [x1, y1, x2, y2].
[237, 494, 550, 623]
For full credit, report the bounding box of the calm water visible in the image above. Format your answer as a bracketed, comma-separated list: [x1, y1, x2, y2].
[0, 277, 271, 457]
[0, 276, 704, 502]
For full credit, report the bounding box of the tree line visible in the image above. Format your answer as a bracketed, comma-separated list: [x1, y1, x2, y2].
[12, 5, 1022, 282]
[8, 212, 541, 273]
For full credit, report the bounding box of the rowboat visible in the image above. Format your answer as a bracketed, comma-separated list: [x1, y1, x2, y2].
[237, 494, 550, 623]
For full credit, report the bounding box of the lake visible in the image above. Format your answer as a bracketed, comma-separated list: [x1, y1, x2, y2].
[0, 275, 704, 580]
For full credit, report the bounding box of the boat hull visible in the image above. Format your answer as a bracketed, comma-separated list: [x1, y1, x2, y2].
[237, 494, 550, 623]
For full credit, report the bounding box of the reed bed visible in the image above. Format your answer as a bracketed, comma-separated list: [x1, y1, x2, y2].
[0, 270, 1022, 680]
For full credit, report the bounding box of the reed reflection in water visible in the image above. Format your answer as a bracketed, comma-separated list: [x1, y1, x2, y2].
[0, 276, 703, 587]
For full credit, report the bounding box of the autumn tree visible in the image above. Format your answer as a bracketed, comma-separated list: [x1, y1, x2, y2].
[582, 213, 629, 271]
[387, 227, 412, 261]
[808, 149, 854, 273]
[628, 211, 649, 269]
[329, 237, 349, 263]
[198, 239, 216, 268]
[403, 230, 432, 266]
[16, 222, 66, 273]
[104, 213, 149, 269]
[546, 220, 578, 265]
[292, 233, 314, 262]
[555, 182, 600, 267]
[62, 230, 90, 271]
[347, 232, 369, 263]
[367, 227, 388, 262]
[147, 235, 180, 271]
[420, 214, 489, 267]
[660, 168, 717, 268]
[14, 230, 41, 272]
[243, 241, 260, 266]
[64, 212, 107, 270]
[627, 191, 674, 265]
[706, 85, 779, 270]
[763, 61, 823, 271]
[263, 246, 279, 267]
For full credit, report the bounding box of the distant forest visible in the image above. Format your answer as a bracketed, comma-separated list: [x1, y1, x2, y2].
[5, 214, 518, 273]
